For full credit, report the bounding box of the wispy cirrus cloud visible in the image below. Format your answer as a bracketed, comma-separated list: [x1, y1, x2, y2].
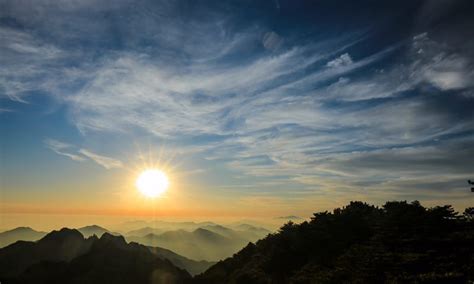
[70, 34, 374, 137]
[44, 139, 86, 162]
[44, 139, 123, 169]
[78, 149, 123, 169]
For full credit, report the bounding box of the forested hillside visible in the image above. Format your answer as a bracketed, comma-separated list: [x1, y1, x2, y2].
[196, 201, 474, 283]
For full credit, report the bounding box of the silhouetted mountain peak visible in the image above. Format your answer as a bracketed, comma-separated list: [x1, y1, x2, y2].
[0, 228, 92, 278]
[39, 228, 84, 243]
[100, 232, 125, 242]
[87, 234, 99, 242]
[96, 232, 127, 249]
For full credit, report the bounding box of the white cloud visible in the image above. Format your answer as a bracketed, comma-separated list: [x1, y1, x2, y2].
[44, 139, 123, 169]
[326, 53, 353, 68]
[0, 27, 90, 102]
[425, 71, 468, 90]
[410, 32, 474, 91]
[69, 34, 371, 137]
[44, 139, 86, 162]
[78, 149, 123, 169]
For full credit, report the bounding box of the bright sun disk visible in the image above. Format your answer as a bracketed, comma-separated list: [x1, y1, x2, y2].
[136, 169, 169, 198]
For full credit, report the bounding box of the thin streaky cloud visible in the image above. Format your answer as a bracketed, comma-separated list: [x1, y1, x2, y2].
[78, 149, 124, 170]
[44, 139, 86, 162]
[44, 139, 123, 169]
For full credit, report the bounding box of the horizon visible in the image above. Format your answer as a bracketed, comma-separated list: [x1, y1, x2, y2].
[0, 198, 469, 232]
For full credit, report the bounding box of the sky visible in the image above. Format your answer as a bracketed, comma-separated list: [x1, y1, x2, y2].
[1, 0, 474, 229]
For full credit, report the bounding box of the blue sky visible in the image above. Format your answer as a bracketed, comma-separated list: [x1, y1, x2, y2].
[1, 0, 474, 218]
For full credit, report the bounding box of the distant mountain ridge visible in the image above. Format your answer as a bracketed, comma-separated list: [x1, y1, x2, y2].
[126, 226, 164, 237]
[128, 227, 250, 261]
[119, 220, 218, 232]
[126, 223, 271, 261]
[77, 225, 116, 237]
[128, 228, 231, 261]
[0, 227, 46, 248]
[276, 215, 302, 220]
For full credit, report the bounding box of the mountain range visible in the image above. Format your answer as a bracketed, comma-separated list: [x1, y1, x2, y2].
[0, 228, 191, 283]
[0, 222, 270, 276]
[0, 225, 117, 248]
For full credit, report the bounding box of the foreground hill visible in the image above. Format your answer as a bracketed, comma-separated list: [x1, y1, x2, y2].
[196, 201, 474, 283]
[0, 228, 93, 278]
[0, 229, 191, 283]
[0, 227, 46, 248]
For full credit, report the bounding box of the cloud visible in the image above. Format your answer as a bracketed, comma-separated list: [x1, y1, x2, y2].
[0, 108, 13, 113]
[315, 139, 474, 178]
[4, 0, 474, 202]
[262, 31, 282, 51]
[44, 139, 86, 162]
[410, 32, 474, 91]
[69, 34, 370, 137]
[326, 53, 353, 68]
[44, 139, 123, 169]
[0, 26, 92, 103]
[78, 149, 123, 169]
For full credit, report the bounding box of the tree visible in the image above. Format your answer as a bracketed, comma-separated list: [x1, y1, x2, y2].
[464, 207, 474, 221]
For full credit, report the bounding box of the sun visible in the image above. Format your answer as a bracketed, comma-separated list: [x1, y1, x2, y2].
[136, 169, 169, 198]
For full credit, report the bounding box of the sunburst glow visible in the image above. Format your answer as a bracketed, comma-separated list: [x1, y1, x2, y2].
[136, 169, 169, 198]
